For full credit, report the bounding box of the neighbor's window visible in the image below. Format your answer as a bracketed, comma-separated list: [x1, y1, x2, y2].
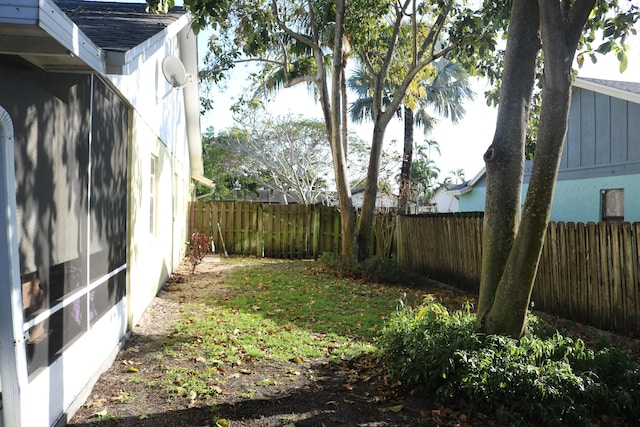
[601, 189, 624, 222]
[150, 155, 158, 234]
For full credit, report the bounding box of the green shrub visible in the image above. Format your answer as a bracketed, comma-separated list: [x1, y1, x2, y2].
[318, 252, 360, 277]
[376, 301, 640, 425]
[318, 253, 408, 284]
[359, 256, 406, 283]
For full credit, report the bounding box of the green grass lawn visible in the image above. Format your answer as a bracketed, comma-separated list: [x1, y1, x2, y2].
[157, 258, 468, 397]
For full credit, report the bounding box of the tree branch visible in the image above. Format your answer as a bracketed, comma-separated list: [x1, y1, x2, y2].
[284, 75, 319, 87]
[271, 0, 317, 50]
[564, 0, 596, 50]
[416, 12, 448, 62]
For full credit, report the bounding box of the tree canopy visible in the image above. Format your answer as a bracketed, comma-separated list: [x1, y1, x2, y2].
[199, 111, 400, 204]
[148, 0, 638, 336]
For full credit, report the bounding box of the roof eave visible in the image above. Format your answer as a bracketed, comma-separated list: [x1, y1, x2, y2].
[574, 77, 640, 104]
[446, 186, 472, 197]
[0, 0, 105, 73]
[444, 167, 485, 196]
[38, 0, 105, 73]
[105, 12, 191, 75]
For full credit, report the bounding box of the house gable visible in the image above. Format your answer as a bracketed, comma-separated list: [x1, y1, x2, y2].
[551, 78, 640, 182]
[454, 78, 640, 222]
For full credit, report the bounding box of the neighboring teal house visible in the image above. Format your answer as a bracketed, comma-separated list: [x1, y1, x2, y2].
[449, 77, 640, 223]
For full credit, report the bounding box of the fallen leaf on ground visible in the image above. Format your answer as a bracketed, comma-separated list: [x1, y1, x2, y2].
[94, 409, 108, 418]
[378, 404, 404, 413]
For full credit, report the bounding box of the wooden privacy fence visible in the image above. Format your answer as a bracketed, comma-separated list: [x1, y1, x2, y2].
[188, 202, 640, 337]
[397, 214, 640, 338]
[396, 213, 483, 294]
[534, 222, 640, 337]
[189, 201, 395, 259]
[188, 202, 341, 258]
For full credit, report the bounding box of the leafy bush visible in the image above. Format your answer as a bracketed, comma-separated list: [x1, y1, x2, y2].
[376, 301, 640, 425]
[318, 252, 359, 277]
[318, 253, 408, 284]
[359, 256, 406, 283]
[188, 232, 213, 273]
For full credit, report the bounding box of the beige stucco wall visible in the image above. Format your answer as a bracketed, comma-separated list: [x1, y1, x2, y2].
[127, 112, 191, 329]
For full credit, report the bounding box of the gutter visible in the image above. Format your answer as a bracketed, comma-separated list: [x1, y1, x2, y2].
[178, 24, 206, 181]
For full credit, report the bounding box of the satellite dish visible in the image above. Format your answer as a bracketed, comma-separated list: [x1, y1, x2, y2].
[162, 55, 191, 88]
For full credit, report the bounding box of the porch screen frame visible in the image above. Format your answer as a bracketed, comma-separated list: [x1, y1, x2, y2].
[0, 106, 28, 427]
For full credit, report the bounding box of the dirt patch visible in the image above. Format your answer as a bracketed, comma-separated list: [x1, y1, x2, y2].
[67, 256, 449, 427]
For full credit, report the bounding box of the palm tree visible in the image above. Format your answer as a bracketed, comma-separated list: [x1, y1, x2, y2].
[348, 59, 474, 213]
[449, 168, 466, 184]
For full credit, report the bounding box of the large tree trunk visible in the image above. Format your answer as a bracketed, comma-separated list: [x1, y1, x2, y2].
[481, 0, 595, 337]
[484, 81, 571, 336]
[477, 0, 540, 326]
[398, 106, 414, 214]
[330, 0, 357, 259]
[356, 121, 386, 260]
[307, 0, 355, 259]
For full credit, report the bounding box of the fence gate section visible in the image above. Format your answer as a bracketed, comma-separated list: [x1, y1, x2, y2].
[188, 202, 341, 259]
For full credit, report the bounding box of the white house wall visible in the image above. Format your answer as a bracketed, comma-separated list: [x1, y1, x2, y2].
[0, 5, 198, 425]
[107, 27, 194, 328]
[434, 191, 459, 213]
[127, 112, 191, 329]
[106, 30, 191, 164]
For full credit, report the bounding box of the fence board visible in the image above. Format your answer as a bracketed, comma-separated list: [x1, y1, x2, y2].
[586, 222, 600, 328]
[567, 223, 577, 318]
[549, 222, 560, 310]
[576, 223, 589, 324]
[599, 225, 612, 330]
[610, 224, 623, 333]
[622, 223, 635, 337]
[533, 223, 551, 312]
[634, 223, 640, 336]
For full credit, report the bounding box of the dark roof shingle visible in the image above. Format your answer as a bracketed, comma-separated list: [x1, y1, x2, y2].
[53, 0, 186, 52]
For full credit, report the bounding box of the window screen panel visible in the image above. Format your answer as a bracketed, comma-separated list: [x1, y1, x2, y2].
[25, 294, 88, 377]
[90, 270, 126, 325]
[1, 58, 91, 316]
[89, 77, 128, 281]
